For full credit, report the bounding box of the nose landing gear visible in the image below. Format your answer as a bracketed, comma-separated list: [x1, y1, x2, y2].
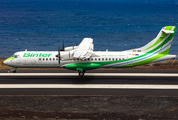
[12, 67, 17, 73]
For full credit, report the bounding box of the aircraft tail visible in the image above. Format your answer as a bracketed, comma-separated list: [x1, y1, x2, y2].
[126, 26, 177, 55]
[140, 26, 177, 54]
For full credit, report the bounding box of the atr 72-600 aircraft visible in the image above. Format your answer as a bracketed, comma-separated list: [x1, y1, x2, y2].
[3, 26, 177, 76]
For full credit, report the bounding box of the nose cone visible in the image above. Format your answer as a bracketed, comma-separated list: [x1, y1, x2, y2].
[3, 59, 9, 65]
[3, 57, 15, 66]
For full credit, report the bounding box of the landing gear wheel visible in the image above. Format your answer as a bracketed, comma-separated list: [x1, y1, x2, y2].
[78, 70, 84, 77]
[79, 72, 84, 77]
[13, 70, 16, 73]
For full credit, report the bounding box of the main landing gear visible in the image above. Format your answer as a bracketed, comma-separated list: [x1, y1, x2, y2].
[78, 70, 85, 77]
[76, 68, 85, 77]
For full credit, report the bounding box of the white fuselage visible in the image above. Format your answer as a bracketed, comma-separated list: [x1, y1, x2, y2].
[5, 51, 175, 68]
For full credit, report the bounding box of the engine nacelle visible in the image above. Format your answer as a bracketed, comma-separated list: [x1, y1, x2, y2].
[64, 46, 77, 51]
[60, 51, 74, 60]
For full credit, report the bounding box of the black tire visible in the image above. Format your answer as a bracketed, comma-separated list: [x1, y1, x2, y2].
[13, 70, 16, 73]
[79, 72, 84, 77]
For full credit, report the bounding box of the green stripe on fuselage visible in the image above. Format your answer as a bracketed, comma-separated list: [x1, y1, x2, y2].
[119, 48, 170, 68]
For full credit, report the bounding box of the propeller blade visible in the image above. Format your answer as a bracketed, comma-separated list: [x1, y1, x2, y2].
[56, 45, 60, 57]
[62, 40, 64, 51]
[58, 46, 60, 65]
[60, 40, 65, 51]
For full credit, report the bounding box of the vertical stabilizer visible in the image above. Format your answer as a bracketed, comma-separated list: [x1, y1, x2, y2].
[124, 26, 176, 55]
[141, 26, 176, 54]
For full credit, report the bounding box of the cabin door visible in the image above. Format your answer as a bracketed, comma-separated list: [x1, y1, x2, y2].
[127, 54, 133, 67]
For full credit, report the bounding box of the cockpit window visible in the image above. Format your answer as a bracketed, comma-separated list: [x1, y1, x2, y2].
[11, 54, 18, 58]
[11, 54, 15, 57]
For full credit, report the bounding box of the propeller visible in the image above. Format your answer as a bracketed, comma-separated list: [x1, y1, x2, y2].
[55, 44, 60, 65]
[56, 40, 64, 65]
[60, 40, 65, 51]
[58, 45, 60, 65]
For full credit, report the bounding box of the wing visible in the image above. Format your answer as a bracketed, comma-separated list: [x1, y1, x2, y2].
[72, 38, 95, 60]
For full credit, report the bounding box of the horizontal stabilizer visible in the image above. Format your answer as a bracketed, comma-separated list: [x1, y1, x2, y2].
[162, 29, 174, 34]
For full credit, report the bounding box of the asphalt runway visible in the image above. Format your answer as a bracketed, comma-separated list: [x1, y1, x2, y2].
[0, 70, 178, 95]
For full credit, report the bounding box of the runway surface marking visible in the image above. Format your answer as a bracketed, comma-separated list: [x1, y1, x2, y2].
[1, 84, 178, 89]
[0, 73, 178, 77]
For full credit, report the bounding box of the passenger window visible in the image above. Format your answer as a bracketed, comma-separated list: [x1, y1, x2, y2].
[43, 58, 45, 61]
[109, 58, 111, 61]
[77, 59, 79, 61]
[95, 58, 97, 61]
[116, 58, 118, 60]
[39, 58, 41, 60]
[98, 58, 100, 61]
[119, 58, 121, 61]
[106, 58, 107, 61]
[112, 58, 114, 61]
[49, 58, 51, 61]
[91, 58, 93, 61]
[123, 58, 124, 61]
[46, 58, 48, 61]
[102, 58, 104, 61]
[56, 58, 58, 60]
[88, 58, 90, 60]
